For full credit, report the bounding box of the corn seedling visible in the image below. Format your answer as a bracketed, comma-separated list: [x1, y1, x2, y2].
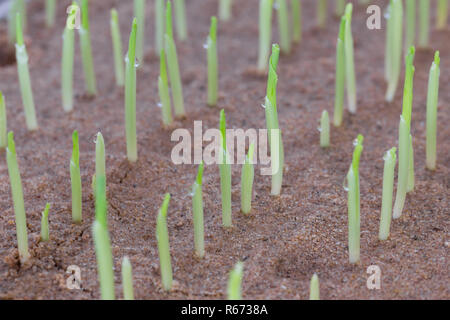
[110, 9, 124, 87]
[334, 17, 345, 127]
[393, 47, 415, 220]
[6, 132, 30, 263]
[15, 14, 38, 131]
[166, 1, 186, 117]
[92, 221, 115, 300]
[346, 134, 363, 264]
[219, 109, 232, 227]
[95, 132, 107, 227]
[159, 49, 173, 127]
[156, 193, 173, 291]
[134, 0, 146, 64]
[71, 130, 82, 224]
[309, 274, 320, 300]
[125, 19, 138, 162]
[405, 0, 415, 52]
[192, 162, 205, 258]
[317, 0, 327, 28]
[227, 262, 243, 300]
[257, 0, 274, 71]
[155, 0, 165, 55]
[335, 0, 345, 16]
[121, 257, 134, 300]
[418, 0, 430, 48]
[207, 17, 218, 107]
[437, 0, 448, 29]
[291, 0, 301, 43]
[241, 143, 255, 215]
[174, 0, 188, 41]
[264, 44, 284, 196]
[344, 4, 357, 113]
[320, 110, 330, 148]
[62, 4, 76, 112]
[79, 0, 97, 96]
[46, 0, 56, 28]
[219, 0, 233, 21]
[426, 51, 440, 171]
[385, 0, 403, 103]
[0, 92, 7, 149]
[40, 203, 51, 242]
[276, 0, 291, 54]
[379, 147, 396, 241]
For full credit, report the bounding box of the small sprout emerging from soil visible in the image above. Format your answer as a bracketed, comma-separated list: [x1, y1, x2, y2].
[437, 0, 448, 29]
[71, 130, 82, 224]
[6, 132, 30, 264]
[62, 4, 76, 112]
[219, 109, 232, 227]
[40, 203, 51, 242]
[207, 17, 218, 107]
[264, 44, 284, 196]
[393, 47, 415, 220]
[426, 51, 441, 171]
[336, 0, 345, 16]
[405, 0, 415, 52]
[121, 257, 134, 300]
[257, 0, 274, 71]
[219, 0, 233, 21]
[418, 0, 430, 48]
[192, 162, 205, 258]
[8, 0, 26, 44]
[110, 9, 124, 87]
[92, 220, 115, 300]
[174, 0, 188, 41]
[277, 0, 291, 54]
[291, 0, 302, 44]
[385, 0, 403, 103]
[45, 0, 56, 28]
[343, 4, 357, 114]
[79, 0, 97, 96]
[156, 193, 173, 291]
[333, 17, 345, 127]
[159, 49, 173, 127]
[15, 13, 38, 131]
[320, 110, 330, 148]
[309, 273, 320, 300]
[241, 143, 255, 215]
[346, 134, 364, 264]
[227, 262, 243, 300]
[125, 19, 138, 162]
[95, 132, 107, 227]
[317, 0, 327, 28]
[0, 92, 7, 149]
[379, 147, 397, 241]
[134, 0, 146, 64]
[165, 1, 186, 117]
[155, 0, 165, 56]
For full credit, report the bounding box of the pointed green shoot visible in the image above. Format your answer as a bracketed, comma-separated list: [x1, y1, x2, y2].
[92, 220, 115, 300]
[379, 147, 396, 240]
[159, 49, 173, 127]
[334, 17, 345, 127]
[71, 130, 82, 224]
[227, 262, 243, 300]
[121, 257, 134, 300]
[62, 4, 76, 112]
[125, 19, 138, 162]
[6, 132, 30, 263]
[40, 203, 51, 242]
[320, 110, 330, 148]
[95, 132, 107, 227]
[156, 193, 173, 291]
[192, 162, 205, 258]
[309, 274, 320, 300]
[219, 109, 232, 227]
[241, 143, 255, 214]
[207, 16, 218, 107]
[344, 4, 357, 113]
[111, 9, 124, 87]
[79, 0, 97, 96]
[426, 51, 440, 170]
[385, 0, 403, 103]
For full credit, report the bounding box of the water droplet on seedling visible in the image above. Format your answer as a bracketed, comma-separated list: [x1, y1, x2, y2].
[317, 126, 322, 133]
[157, 102, 163, 108]
[384, 7, 391, 20]
[203, 39, 210, 49]
[261, 103, 266, 109]
[273, 2, 279, 10]
[343, 175, 349, 192]
[353, 138, 359, 147]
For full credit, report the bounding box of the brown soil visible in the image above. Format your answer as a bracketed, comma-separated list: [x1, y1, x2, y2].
[0, 0, 448, 300]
